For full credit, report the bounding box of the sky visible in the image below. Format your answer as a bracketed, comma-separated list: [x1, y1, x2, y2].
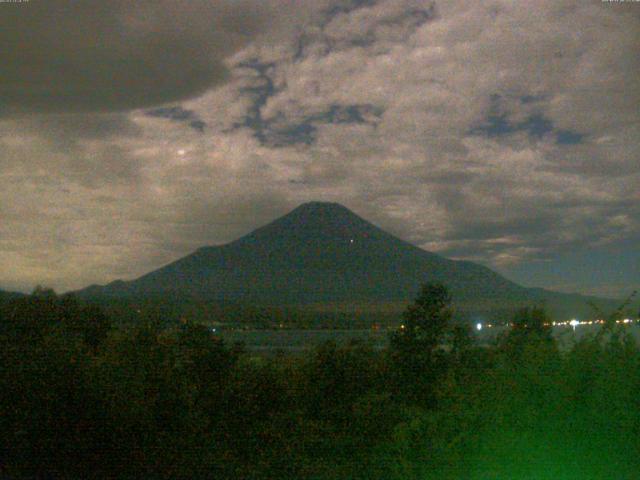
[0, 0, 638, 298]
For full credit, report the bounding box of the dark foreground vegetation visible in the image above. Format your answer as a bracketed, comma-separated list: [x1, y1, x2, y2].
[1, 286, 639, 479]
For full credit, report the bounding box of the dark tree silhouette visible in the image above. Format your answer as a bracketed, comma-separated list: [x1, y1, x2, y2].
[389, 282, 453, 403]
[392, 282, 453, 352]
[511, 306, 551, 335]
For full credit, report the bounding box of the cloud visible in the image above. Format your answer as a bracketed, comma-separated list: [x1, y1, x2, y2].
[468, 94, 586, 145]
[145, 106, 207, 132]
[0, 0, 638, 298]
[220, 0, 639, 288]
[0, 0, 274, 114]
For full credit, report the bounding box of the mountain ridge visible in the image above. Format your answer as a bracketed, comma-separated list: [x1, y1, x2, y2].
[74, 202, 615, 320]
[0, 289, 25, 301]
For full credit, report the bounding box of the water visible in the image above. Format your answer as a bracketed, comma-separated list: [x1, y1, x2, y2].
[217, 324, 640, 353]
[218, 328, 387, 353]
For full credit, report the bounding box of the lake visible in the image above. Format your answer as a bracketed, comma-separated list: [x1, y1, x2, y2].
[216, 324, 640, 353]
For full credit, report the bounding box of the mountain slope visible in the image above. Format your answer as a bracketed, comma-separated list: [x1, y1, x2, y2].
[76, 202, 613, 320]
[0, 289, 27, 322]
[0, 289, 24, 301]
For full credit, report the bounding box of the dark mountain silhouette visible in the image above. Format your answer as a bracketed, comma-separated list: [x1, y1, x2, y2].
[0, 289, 24, 302]
[76, 202, 613, 320]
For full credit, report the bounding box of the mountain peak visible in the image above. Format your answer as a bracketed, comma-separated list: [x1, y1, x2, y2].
[294, 201, 349, 211]
[73, 201, 608, 320]
[236, 201, 381, 246]
[288, 201, 358, 218]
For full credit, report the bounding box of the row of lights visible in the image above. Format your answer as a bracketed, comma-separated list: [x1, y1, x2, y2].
[475, 318, 638, 332]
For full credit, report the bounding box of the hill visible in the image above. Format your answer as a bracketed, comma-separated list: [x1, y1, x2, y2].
[0, 289, 24, 302]
[75, 202, 615, 323]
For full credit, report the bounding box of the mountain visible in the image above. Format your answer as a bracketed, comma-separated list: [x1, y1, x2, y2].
[76, 202, 613, 321]
[0, 289, 25, 302]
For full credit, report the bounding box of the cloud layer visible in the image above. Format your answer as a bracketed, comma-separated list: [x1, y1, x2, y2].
[1, 0, 638, 296]
[0, 0, 273, 113]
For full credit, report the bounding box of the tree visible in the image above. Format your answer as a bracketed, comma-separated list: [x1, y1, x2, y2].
[514, 305, 548, 329]
[450, 323, 473, 357]
[499, 306, 555, 363]
[389, 282, 453, 403]
[392, 282, 453, 352]
[78, 305, 111, 350]
[509, 306, 552, 340]
[589, 290, 637, 344]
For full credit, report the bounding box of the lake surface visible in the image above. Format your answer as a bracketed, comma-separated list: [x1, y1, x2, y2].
[217, 324, 640, 353]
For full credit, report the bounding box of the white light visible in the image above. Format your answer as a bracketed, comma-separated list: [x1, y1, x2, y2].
[476, 322, 483, 331]
[570, 319, 579, 331]
[177, 149, 186, 156]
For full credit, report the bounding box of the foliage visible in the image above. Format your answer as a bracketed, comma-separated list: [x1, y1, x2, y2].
[0, 289, 639, 479]
[396, 282, 453, 348]
[388, 283, 453, 403]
